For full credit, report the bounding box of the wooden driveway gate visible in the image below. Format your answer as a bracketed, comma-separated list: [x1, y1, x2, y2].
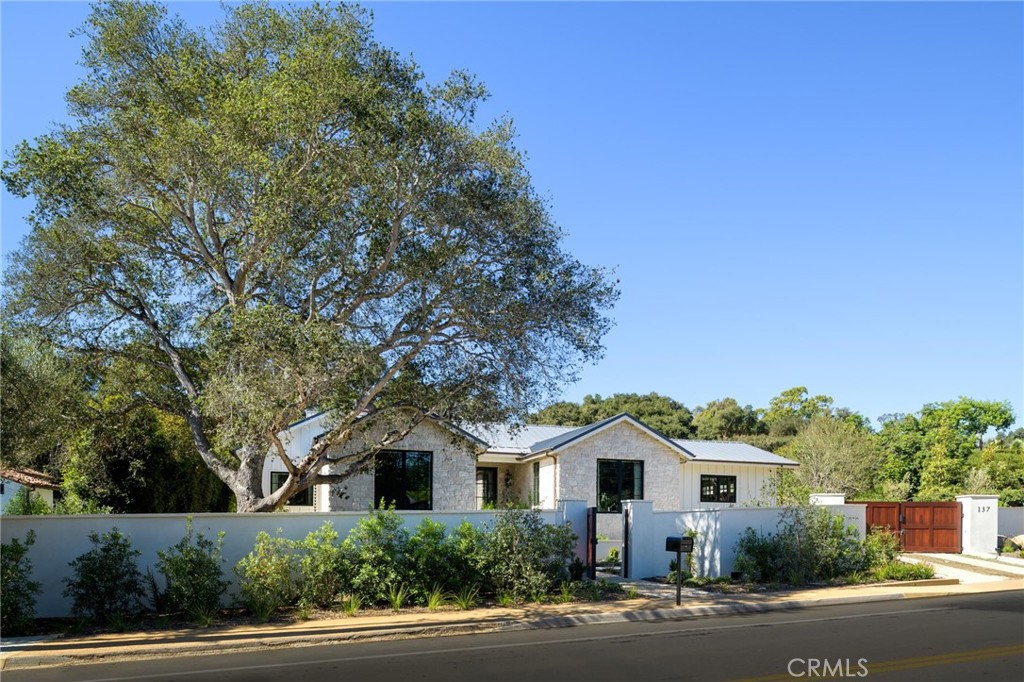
[862, 501, 961, 553]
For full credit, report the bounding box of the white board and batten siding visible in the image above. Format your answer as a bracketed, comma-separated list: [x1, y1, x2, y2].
[680, 462, 774, 509]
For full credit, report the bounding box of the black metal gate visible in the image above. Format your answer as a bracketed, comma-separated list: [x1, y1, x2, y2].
[586, 506, 597, 580]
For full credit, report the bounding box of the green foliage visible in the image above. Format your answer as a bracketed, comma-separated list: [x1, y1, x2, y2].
[296, 522, 351, 609]
[63, 528, 145, 623]
[386, 583, 410, 611]
[405, 518, 454, 603]
[693, 398, 765, 440]
[451, 585, 479, 610]
[874, 561, 935, 581]
[156, 519, 228, 624]
[734, 507, 865, 585]
[483, 508, 576, 602]
[763, 387, 835, 437]
[346, 506, 410, 604]
[1, 531, 41, 636]
[425, 585, 447, 611]
[234, 531, 299, 622]
[3, 487, 51, 515]
[531, 393, 694, 438]
[863, 529, 902, 570]
[341, 595, 362, 616]
[781, 417, 880, 498]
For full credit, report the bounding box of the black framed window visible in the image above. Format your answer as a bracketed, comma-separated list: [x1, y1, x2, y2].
[375, 450, 433, 510]
[271, 472, 313, 506]
[476, 467, 498, 509]
[700, 475, 737, 503]
[597, 460, 643, 513]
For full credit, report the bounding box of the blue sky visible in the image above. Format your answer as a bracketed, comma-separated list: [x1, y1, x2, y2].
[2, 2, 1022, 429]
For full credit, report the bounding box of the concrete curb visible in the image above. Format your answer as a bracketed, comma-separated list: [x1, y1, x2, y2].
[0, 592, 909, 671]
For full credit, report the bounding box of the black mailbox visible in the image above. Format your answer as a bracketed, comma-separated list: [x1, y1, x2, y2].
[666, 536, 694, 553]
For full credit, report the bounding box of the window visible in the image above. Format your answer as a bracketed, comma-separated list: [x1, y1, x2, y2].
[476, 467, 498, 509]
[597, 460, 643, 513]
[271, 472, 313, 506]
[374, 450, 433, 510]
[700, 475, 737, 503]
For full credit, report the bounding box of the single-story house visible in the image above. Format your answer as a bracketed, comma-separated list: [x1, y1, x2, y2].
[263, 413, 798, 522]
[0, 467, 60, 513]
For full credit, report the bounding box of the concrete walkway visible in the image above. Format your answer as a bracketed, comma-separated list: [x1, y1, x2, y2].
[2, 577, 1021, 672]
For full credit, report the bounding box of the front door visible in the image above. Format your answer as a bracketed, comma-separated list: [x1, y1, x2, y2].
[476, 467, 498, 509]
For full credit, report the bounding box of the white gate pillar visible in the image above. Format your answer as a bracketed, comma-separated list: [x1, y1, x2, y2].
[957, 495, 999, 556]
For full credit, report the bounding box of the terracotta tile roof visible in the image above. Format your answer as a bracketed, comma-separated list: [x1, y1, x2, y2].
[0, 467, 60, 490]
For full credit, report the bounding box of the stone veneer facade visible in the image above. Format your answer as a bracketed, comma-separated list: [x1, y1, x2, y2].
[554, 420, 682, 512]
[318, 420, 477, 511]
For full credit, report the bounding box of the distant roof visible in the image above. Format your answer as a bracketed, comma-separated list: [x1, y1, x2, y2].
[673, 440, 799, 467]
[0, 467, 60, 490]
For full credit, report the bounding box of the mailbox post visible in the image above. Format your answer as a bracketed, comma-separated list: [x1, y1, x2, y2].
[665, 536, 694, 606]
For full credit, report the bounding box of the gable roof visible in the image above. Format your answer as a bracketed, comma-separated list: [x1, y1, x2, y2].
[285, 411, 796, 467]
[0, 467, 61, 490]
[521, 413, 693, 459]
[673, 440, 799, 467]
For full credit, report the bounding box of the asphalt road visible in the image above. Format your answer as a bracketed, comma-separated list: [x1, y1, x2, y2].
[9, 591, 1024, 682]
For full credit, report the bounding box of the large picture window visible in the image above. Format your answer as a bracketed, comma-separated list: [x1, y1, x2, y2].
[375, 450, 433, 510]
[271, 472, 313, 507]
[700, 475, 737, 503]
[597, 460, 643, 513]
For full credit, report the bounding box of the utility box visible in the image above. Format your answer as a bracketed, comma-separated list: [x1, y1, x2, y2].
[665, 536, 693, 553]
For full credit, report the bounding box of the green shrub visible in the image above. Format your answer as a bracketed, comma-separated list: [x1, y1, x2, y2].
[445, 521, 487, 590]
[347, 506, 409, 604]
[1, 531, 41, 635]
[406, 518, 453, 602]
[234, 530, 299, 622]
[156, 519, 228, 625]
[63, 528, 145, 623]
[863, 529, 901, 570]
[734, 507, 865, 585]
[874, 561, 935, 581]
[296, 522, 351, 609]
[483, 508, 576, 602]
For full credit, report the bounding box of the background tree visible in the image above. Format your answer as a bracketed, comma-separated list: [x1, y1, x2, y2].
[3, 1, 616, 512]
[692, 397, 764, 440]
[762, 386, 836, 436]
[531, 392, 693, 438]
[780, 417, 881, 498]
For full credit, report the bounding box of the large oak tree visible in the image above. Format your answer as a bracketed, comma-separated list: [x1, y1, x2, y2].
[3, 1, 617, 511]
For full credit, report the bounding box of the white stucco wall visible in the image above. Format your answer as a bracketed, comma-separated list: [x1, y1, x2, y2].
[632, 504, 867, 579]
[998, 507, 1024, 539]
[680, 462, 780, 509]
[1, 509, 567, 617]
[555, 421, 683, 512]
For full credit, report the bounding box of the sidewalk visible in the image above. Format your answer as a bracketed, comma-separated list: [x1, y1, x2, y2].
[2, 577, 1021, 671]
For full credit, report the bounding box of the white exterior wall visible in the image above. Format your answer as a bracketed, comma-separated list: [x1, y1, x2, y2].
[0, 480, 54, 513]
[680, 462, 779, 509]
[634, 504, 866, 579]
[0, 509, 566, 617]
[538, 458, 557, 509]
[555, 421, 682, 512]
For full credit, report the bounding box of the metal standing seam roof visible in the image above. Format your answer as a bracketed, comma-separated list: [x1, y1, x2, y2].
[672, 440, 799, 466]
[287, 411, 796, 466]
